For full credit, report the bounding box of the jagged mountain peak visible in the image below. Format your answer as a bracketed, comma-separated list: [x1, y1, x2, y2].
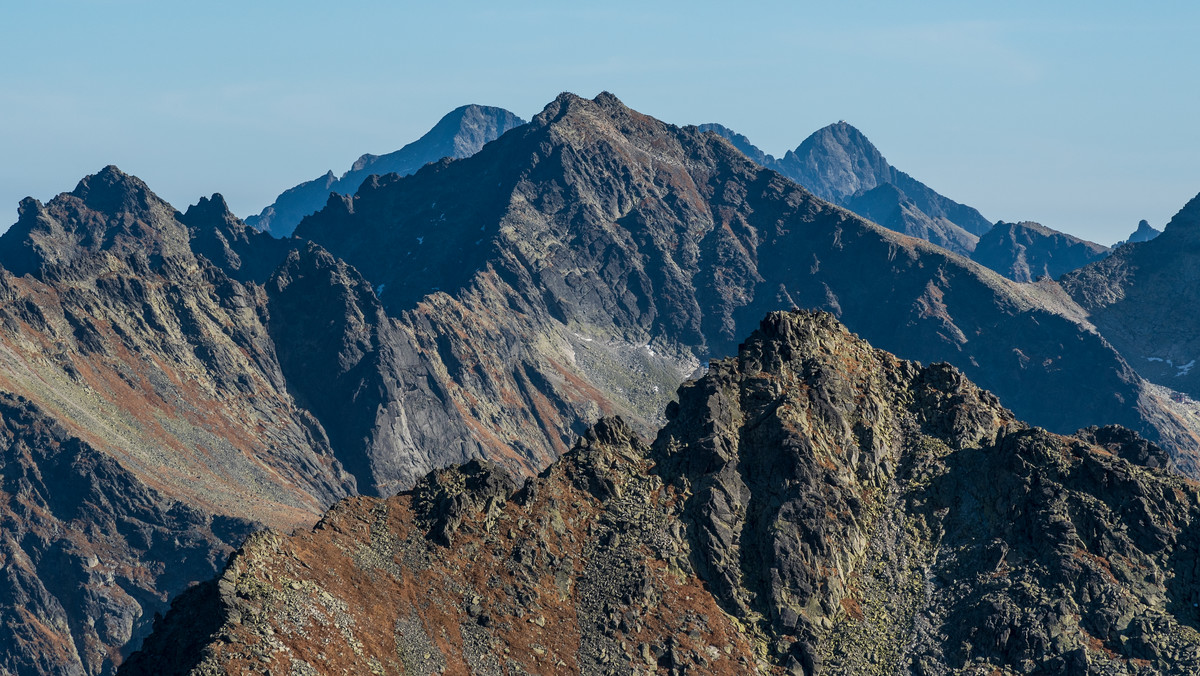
[1129, 218, 1161, 242]
[181, 192, 234, 224]
[782, 121, 891, 202]
[0, 165, 191, 278]
[70, 164, 159, 214]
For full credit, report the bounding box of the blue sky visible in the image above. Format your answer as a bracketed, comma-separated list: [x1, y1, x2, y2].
[2, 1, 1198, 244]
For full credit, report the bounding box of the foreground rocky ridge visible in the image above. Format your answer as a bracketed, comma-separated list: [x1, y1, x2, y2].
[124, 311, 1200, 675]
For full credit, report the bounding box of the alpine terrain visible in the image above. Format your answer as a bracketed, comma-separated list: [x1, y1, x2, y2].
[0, 92, 1198, 675]
[246, 105, 526, 237]
[123, 311, 1200, 675]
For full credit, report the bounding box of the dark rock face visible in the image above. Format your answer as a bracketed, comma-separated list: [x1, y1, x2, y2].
[0, 392, 258, 676]
[971, 220, 1111, 282]
[1062, 192, 1200, 401]
[179, 193, 293, 284]
[246, 104, 526, 237]
[122, 311, 1200, 674]
[294, 92, 1196, 477]
[0, 167, 356, 675]
[700, 121, 991, 256]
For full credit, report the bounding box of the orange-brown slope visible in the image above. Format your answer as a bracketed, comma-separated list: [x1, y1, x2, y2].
[123, 419, 763, 675]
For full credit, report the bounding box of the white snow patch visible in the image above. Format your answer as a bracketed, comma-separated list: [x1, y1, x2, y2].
[572, 332, 594, 343]
[416, 236, 424, 245]
[1147, 357, 1165, 363]
[374, 284, 386, 297]
[1178, 359, 1196, 377]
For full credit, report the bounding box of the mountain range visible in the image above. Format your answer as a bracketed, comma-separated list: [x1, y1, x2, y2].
[698, 121, 1131, 284]
[698, 121, 991, 257]
[0, 92, 1197, 674]
[245, 104, 526, 237]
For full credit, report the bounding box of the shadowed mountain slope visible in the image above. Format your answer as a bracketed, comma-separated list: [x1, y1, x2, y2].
[1062, 193, 1200, 400]
[246, 105, 525, 237]
[971, 220, 1111, 282]
[123, 311, 1200, 675]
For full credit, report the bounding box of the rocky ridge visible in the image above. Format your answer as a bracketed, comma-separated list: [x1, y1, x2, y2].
[294, 92, 1200, 480]
[1061, 192, 1200, 401]
[698, 121, 989, 256]
[971, 220, 1111, 282]
[246, 105, 526, 237]
[122, 311, 1200, 675]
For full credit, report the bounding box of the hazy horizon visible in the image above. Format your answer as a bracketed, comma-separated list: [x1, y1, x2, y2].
[3, 2, 1198, 245]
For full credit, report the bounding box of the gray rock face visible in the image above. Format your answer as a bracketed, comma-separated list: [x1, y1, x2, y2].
[122, 311, 1200, 674]
[245, 105, 526, 237]
[265, 242, 489, 495]
[294, 92, 1198, 478]
[844, 182, 979, 256]
[655, 311, 1200, 674]
[971, 220, 1111, 282]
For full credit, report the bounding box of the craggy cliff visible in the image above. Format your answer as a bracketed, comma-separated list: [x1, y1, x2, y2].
[123, 312, 1200, 675]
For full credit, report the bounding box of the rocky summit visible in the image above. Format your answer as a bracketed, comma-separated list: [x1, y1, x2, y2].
[0, 168, 355, 675]
[699, 121, 991, 256]
[1119, 220, 1163, 247]
[246, 105, 526, 237]
[122, 311, 1200, 675]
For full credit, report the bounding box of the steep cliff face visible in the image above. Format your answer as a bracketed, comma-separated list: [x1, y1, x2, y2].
[971, 220, 1111, 282]
[1062, 192, 1200, 402]
[246, 105, 526, 237]
[294, 92, 1196, 479]
[0, 168, 356, 675]
[123, 311, 1200, 675]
